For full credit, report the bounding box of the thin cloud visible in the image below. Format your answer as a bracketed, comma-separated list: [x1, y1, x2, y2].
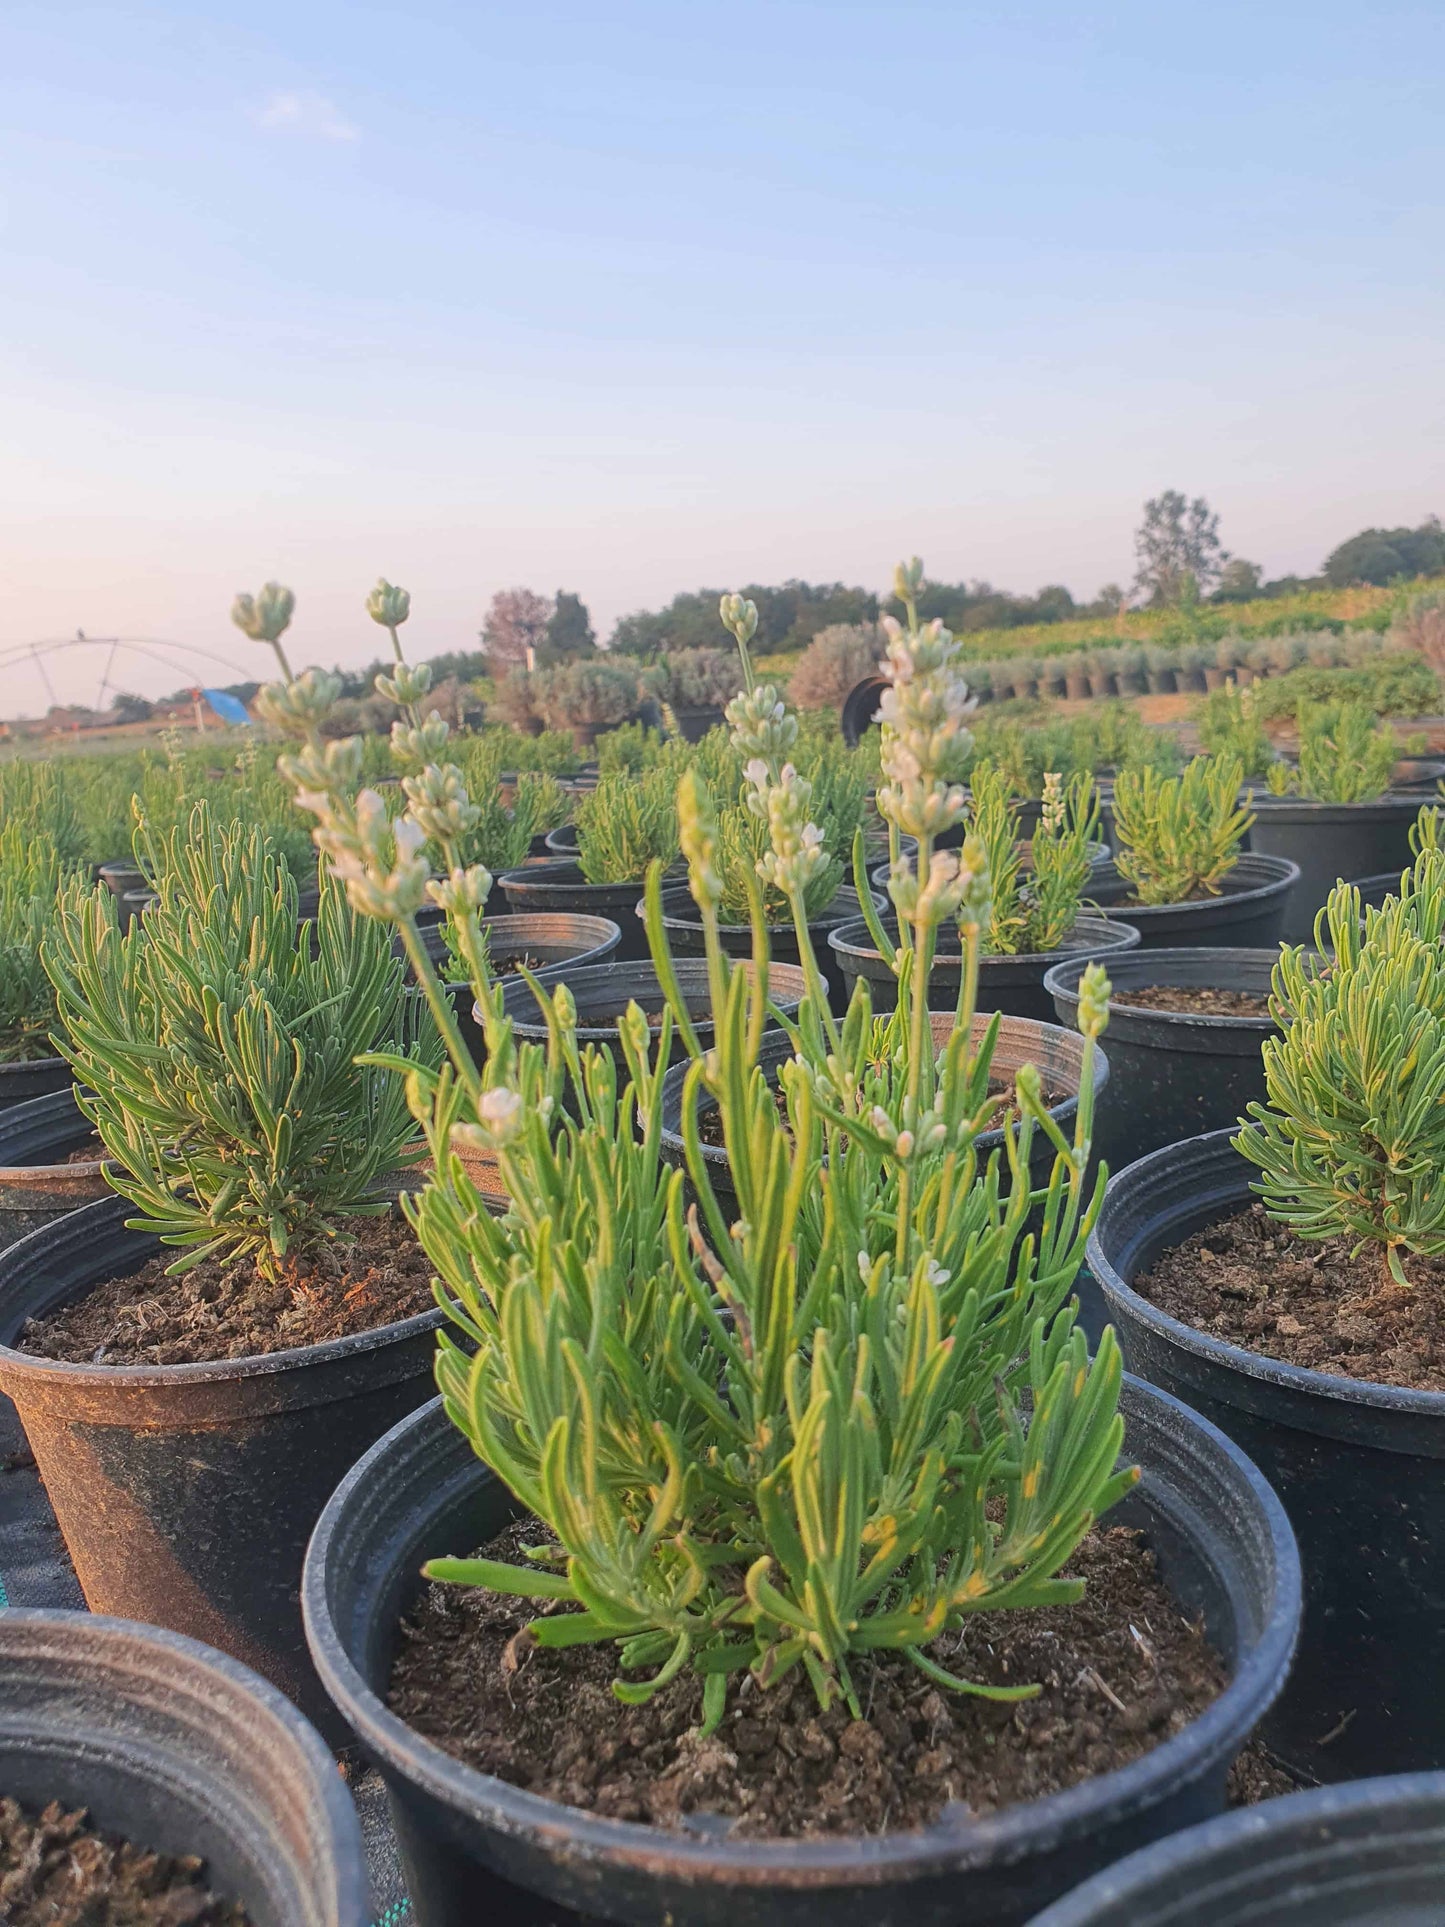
[255, 90, 360, 143]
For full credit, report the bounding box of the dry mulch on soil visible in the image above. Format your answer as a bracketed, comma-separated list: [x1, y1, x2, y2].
[18, 1214, 436, 1367]
[1111, 986, 1273, 1019]
[388, 1519, 1227, 1839]
[1133, 1202, 1445, 1392]
[0, 1796, 249, 1926]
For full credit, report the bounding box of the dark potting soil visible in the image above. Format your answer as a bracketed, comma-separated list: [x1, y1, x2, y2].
[0, 1796, 249, 1926]
[1133, 1202, 1445, 1391]
[18, 1214, 435, 1367]
[1111, 985, 1273, 1019]
[387, 1519, 1226, 1839]
[1108, 884, 1232, 909]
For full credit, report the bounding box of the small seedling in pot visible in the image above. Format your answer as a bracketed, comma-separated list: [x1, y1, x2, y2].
[1111, 755, 1253, 905]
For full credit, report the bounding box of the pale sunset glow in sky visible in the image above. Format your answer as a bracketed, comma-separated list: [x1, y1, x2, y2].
[1, 0, 1442, 709]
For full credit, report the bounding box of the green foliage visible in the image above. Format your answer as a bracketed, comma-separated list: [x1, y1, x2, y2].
[1112, 756, 1252, 905]
[596, 721, 667, 775]
[971, 704, 1178, 797]
[0, 762, 85, 862]
[713, 731, 871, 924]
[649, 648, 741, 710]
[44, 806, 435, 1277]
[1248, 654, 1439, 724]
[969, 767, 1100, 955]
[1271, 702, 1398, 804]
[1197, 682, 1278, 778]
[1325, 518, 1445, 588]
[537, 590, 596, 667]
[533, 660, 641, 732]
[574, 769, 681, 884]
[280, 558, 1135, 1735]
[1238, 843, 1445, 1286]
[450, 736, 569, 872]
[0, 823, 80, 1062]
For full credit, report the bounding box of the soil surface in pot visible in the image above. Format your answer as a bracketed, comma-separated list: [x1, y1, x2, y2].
[1110, 986, 1273, 1018]
[1134, 1202, 1445, 1391]
[696, 1074, 1062, 1151]
[17, 1215, 434, 1366]
[387, 1519, 1227, 1838]
[0, 1795, 249, 1925]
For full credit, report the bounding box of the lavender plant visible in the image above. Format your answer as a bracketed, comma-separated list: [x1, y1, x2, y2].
[0, 823, 79, 1062]
[44, 804, 433, 1278]
[1238, 841, 1445, 1286]
[968, 766, 1100, 955]
[573, 768, 681, 883]
[1265, 700, 1397, 804]
[272, 558, 1133, 1730]
[1111, 755, 1253, 905]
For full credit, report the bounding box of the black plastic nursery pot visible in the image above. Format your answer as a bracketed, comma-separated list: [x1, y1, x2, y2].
[0, 1195, 445, 1739]
[1088, 1129, 1445, 1784]
[448, 911, 623, 1067]
[1089, 855, 1299, 952]
[498, 861, 652, 961]
[658, 1010, 1112, 1222]
[1043, 949, 1281, 1172]
[828, 915, 1141, 1025]
[303, 1381, 1298, 1927]
[545, 823, 580, 855]
[0, 1609, 367, 1927]
[671, 702, 727, 743]
[0, 1053, 73, 1112]
[867, 842, 1109, 899]
[1347, 869, 1404, 915]
[1027, 1769, 1445, 1926]
[653, 884, 888, 1016]
[500, 956, 810, 1070]
[1248, 795, 1424, 944]
[0, 1086, 110, 1252]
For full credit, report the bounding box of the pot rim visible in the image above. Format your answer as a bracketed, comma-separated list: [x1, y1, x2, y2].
[653, 882, 888, 938]
[1248, 792, 1431, 818]
[657, 1009, 1108, 1170]
[827, 913, 1141, 970]
[1088, 1128, 1445, 1415]
[0, 1193, 445, 1391]
[1091, 854, 1301, 921]
[1026, 1768, 1445, 1926]
[499, 957, 811, 1042]
[302, 1377, 1299, 1888]
[0, 1606, 369, 1927]
[1044, 948, 1283, 1033]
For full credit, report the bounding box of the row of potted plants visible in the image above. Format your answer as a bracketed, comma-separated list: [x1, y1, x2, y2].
[0, 566, 1439, 1925]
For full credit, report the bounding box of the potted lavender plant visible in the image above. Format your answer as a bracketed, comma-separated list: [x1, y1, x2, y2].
[278, 559, 1297, 1926]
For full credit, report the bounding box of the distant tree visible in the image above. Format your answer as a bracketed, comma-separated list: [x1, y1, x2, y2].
[1132, 491, 1229, 604]
[537, 590, 596, 666]
[1214, 558, 1263, 602]
[1087, 583, 1129, 616]
[607, 580, 879, 659]
[108, 690, 153, 723]
[1032, 585, 1077, 623]
[481, 587, 554, 669]
[1324, 518, 1445, 588]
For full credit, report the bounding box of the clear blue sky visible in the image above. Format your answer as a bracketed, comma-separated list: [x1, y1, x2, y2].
[2, 0, 1442, 708]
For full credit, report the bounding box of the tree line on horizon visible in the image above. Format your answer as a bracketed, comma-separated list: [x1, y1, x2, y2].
[91, 500, 1445, 719]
